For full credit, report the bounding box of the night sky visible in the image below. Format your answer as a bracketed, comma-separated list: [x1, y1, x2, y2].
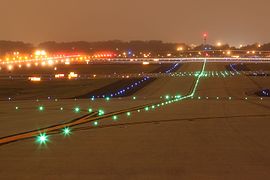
[1, 0, 269, 46]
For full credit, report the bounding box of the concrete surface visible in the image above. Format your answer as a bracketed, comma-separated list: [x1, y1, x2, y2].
[1, 62, 270, 180]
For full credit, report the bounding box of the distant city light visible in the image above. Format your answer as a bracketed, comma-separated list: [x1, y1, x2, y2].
[216, 42, 222, 47]
[55, 74, 65, 78]
[177, 47, 184, 51]
[142, 61, 150, 65]
[7, 65, 13, 71]
[68, 72, 78, 79]
[35, 50, 47, 56]
[28, 77, 41, 82]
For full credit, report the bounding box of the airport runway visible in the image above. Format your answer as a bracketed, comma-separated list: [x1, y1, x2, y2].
[1, 60, 270, 179]
[0, 61, 206, 145]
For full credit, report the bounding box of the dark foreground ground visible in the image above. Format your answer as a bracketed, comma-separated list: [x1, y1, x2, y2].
[0, 62, 270, 180]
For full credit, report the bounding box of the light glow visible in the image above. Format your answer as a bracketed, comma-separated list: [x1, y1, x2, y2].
[36, 133, 49, 145]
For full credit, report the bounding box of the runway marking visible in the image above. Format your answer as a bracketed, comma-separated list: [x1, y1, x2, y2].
[71, 113, 270, 133]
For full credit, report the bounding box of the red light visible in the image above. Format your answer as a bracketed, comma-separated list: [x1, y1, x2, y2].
[203, 33, 207, 37]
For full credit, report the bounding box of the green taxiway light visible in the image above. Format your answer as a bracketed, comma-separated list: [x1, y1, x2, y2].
[112, 115, 118, 120]
[38, 106, 44, 111]
[93, 121, 99, 126]
[88, 108, 93, 113]
[127, 112, 131, 116]
[15, 106, 19, 110]
[98, 109, 105, 116]
[105, 97, 110, 101]
[133, 96, 136, 100]
[62, 127, 71, 136]
[74, 107, 80, 113]
[36, 133, 49, 145]
[165, 95, 170, 100]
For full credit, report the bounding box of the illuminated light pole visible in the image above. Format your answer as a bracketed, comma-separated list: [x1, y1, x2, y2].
[203, 33, 208, 46]
[203, 33, 208, 56]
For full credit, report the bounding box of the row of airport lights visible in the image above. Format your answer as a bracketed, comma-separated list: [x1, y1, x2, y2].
[5, 63, 180, 101]
[34, 62, 202, 145]
[35, 93, 184, 145]
[36, 62, 188, 144]
[93, 63, 180, 98]
[2, 69, 267, 86]
[172, 71, 239, 78]
[12, 94, 269, 113]
[27, 77, 270, 144]
[7, 60, 268, 145]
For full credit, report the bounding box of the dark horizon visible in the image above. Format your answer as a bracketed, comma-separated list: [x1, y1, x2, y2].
[1, 0, 270, 46]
